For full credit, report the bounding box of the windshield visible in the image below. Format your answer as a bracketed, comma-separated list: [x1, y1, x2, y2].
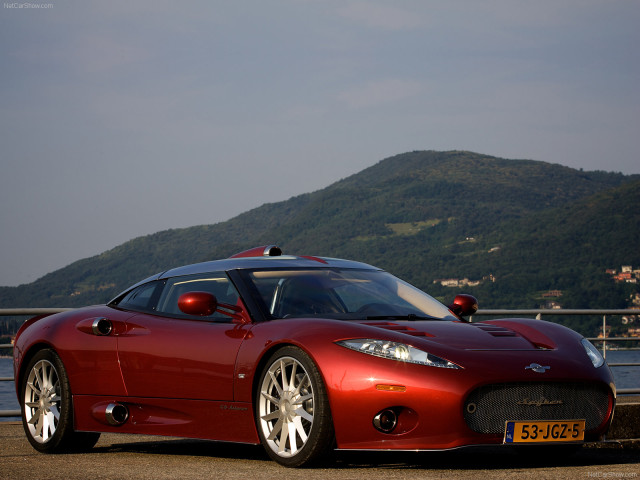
[240, 268, 457, 321]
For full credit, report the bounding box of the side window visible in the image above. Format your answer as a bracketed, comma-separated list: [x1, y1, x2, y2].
[155, 272, 239, 321]
[115, 281, 162, 312]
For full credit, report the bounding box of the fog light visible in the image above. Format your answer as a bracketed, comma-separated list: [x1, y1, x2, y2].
[373, 409, 397, 433]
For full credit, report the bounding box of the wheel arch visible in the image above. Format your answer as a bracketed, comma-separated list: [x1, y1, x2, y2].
[19, 344, 101, 452]
[250, 342, 298, 408]
[15, 342, 56, 396]
[250, 340, 336, 466]
[249, 341, 333, 417]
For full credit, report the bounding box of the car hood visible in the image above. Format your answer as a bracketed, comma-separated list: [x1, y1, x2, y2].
[355, 319, 558, 351]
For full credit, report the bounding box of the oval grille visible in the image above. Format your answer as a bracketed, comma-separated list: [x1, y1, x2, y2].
[463, 382, 611, 434]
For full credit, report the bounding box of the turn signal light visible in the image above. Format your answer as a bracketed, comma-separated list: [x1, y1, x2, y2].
[376, 384, 406, 392]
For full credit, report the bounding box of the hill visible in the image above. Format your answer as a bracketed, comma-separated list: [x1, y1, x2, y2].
[1, 150, 638, 336]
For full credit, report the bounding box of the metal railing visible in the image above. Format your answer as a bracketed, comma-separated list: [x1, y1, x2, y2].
[1, 308, 639, 418]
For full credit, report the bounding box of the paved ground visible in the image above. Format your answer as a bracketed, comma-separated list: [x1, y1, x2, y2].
[0, 422, 638, 480]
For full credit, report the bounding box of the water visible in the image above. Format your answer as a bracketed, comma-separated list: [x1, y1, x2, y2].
[603, 349, 640, 392]
[1, 352, 639, 422]
[0, 356, 19, 421]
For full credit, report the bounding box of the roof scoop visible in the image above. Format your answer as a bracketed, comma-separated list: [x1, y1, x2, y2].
[229, 245, 282, 258]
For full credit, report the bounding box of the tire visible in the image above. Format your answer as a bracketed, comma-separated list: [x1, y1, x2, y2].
[256, 346, 334, 467]
[21, 349, 100, 453]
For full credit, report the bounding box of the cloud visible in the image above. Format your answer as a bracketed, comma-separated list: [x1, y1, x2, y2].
[336, 2, 423, 30]
[65, 34, 149, 74]
[338, 78, 423, 109]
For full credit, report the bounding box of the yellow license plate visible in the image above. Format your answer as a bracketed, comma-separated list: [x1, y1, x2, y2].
[504, 420, 585, 443]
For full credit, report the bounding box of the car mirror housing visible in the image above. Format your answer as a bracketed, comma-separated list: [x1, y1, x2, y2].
[178, 291, 218, 316]
[448, 294, 478, 320]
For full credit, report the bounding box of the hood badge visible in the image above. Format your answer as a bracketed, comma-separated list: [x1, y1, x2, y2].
[525, 363, 550, 373]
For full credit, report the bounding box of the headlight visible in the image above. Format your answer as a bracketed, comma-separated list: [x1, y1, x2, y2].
[581, 338, 605, 368]
[336, 339, 462, 369]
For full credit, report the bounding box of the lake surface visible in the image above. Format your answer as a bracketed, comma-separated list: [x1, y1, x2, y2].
[2, 351, 639, 422]
[0, 356, 19, 421]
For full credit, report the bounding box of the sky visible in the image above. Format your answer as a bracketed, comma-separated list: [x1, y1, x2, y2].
[1, 1, 639, 287]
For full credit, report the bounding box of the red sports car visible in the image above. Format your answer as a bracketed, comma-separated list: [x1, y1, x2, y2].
[13, 245, 615, 467]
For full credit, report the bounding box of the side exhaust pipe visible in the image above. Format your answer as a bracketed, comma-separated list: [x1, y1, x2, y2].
[105, 403, 129, 426]
[373, 408, 397, 433]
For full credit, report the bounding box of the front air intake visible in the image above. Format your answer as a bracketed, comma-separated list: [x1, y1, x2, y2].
[463, 382, 611, 434]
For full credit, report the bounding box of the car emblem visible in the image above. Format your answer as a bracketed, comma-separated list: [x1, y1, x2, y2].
[525, 363, 550, 373]
[517, 397, 563, 407]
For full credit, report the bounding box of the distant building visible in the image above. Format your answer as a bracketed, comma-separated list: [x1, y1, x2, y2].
[543, 290, 563, 298]
[614, 272, 633, 282]
[542, 301, 563, 309]
[624, 327, 640, 338]
[434, 278, 481, 287]
[608, 266, 639, 283]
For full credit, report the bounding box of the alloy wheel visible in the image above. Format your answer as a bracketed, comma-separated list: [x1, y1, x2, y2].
[23, 359, 61, 444]
[258, 356, 315, 457]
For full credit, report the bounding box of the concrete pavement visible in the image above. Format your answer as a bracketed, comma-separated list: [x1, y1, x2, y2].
[0, 421, 638, 480]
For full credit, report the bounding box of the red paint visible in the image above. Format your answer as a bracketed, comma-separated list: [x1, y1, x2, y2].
[13, 249, 616, 456]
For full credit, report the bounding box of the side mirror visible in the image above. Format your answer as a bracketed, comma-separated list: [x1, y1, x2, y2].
[178, 291, 218, 316]
[448, 294, 478, 320]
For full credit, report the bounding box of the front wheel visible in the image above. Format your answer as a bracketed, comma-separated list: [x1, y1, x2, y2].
[21, 349, 100, 453]
[256, 346, 334, 467]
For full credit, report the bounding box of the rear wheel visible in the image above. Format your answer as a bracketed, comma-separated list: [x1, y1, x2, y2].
[256, 346, 334, 467]
[21, 349, 100, 453]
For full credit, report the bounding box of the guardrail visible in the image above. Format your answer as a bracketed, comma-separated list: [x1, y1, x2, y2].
[1, 308, 639, 418]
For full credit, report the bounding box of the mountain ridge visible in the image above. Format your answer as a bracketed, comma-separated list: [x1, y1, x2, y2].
[1, 150, 638, 338]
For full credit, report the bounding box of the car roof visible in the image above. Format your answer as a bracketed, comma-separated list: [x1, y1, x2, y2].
[161, 255, 379, 279]
[117, 254, 381, 297]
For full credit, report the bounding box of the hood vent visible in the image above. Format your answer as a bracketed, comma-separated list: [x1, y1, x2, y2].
[470, 323, 519, 337]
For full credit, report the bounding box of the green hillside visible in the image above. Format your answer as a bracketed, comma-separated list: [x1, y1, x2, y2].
[1, 150, 638, 336]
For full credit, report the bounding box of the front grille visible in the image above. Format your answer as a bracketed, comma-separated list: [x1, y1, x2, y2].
[464, 382, 611, 434]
